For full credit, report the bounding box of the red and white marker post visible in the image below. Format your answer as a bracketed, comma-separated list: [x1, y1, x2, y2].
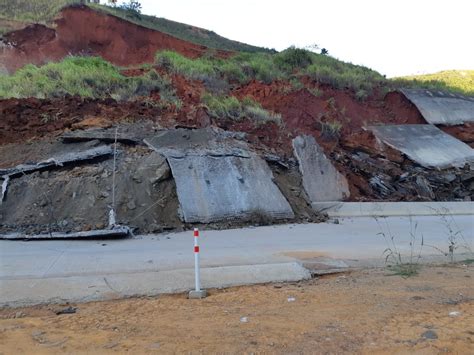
[189, 228, 207, 299]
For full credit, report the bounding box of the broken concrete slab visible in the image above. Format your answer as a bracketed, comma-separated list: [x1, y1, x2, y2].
[166, 153, 295, 223]
[144, 127, 248, 155]
[145, 128, 294, 223]
[0, 226, 131, 240]
[0, 145, 113, 178]
[292, 135, 350, 203]
[399, 88, 474, 125]
[369, 125, 474, 169]
[62, 130, 140, 145]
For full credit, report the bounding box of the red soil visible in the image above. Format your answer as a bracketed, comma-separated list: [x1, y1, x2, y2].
[1, 5, 228, 73]
[441, 124, 474, 148]
[234, 81, 425, 137]
[0, 96, 169, 144]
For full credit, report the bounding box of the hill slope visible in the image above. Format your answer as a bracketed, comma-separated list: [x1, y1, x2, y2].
[395, 70, 474, 96]
[0, 0, 269, 53]
[89, 4, 272, 53]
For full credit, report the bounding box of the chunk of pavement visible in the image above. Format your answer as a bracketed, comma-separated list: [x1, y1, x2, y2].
[61, 128, 140, 145]
[144, 127, 249, 159]
[0, 145, 113, 178]
[139, 152, 170, 184]
[369, 125, 474, 169]
[399, 88, 474, 125]
[165, 153, 294, 223]
[188, 290, 207, 299]
[146, 128, 294, 223]
[55, 306, 77, 315]
[0, 226, 131, 240]
[292, 135, 350, 203]
[421, 330, 438, 340]
[1, 176, 9, 204]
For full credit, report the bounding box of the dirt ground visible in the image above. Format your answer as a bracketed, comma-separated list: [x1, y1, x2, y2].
[0, 265, 472, 354]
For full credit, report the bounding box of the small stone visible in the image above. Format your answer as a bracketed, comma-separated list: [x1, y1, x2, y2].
[240, 317, 249, 323]
[127, 201, 136, 210]
[449, 311, 461, 317]
[132, 175, 142, 183]
[287, 297, 296, 302]
[15, 311, 25, 318]
[31, 330, 45, 337]
[421, 330, 438, 340]
[148, 342, 161, 349]
[100, 191, 110, 199]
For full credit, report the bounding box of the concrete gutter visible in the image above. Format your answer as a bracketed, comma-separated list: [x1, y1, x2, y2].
[312, 201, 474, 217]
[0, 262, 310, 307]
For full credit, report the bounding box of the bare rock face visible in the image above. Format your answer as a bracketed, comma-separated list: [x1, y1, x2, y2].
[292, 135, 350, 202]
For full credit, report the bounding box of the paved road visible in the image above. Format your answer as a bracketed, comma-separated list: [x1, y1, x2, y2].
[1, 216, 473, 306]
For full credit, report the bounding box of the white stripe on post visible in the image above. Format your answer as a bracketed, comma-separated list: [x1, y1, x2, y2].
[194, 228, 201, 292]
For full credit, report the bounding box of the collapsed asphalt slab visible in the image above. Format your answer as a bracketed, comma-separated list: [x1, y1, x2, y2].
[400, 88, 474, 125]
[292, 135, 350, 203]
[369, 124, 474, 169]
[146, 128, 294, 223]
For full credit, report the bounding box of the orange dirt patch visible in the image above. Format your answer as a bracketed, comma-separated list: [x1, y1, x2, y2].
[71, 116, 113, 130]
[0, 265, 472, 353]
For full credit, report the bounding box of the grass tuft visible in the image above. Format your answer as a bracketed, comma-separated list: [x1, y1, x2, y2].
[202, 93, 281, 125]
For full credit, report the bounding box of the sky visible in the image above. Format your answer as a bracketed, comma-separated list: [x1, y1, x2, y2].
[107, 0, 473, 77]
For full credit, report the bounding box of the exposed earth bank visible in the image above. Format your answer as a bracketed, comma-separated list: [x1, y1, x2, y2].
[0, 5, 228, 73]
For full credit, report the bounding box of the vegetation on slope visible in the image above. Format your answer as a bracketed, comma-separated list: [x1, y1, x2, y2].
[394, 70, 474, 96]
[0, 0, 270, 53]
[156, 47, 387, 98]
[0, 56, 179, 104]
[202, 93, 282, 124]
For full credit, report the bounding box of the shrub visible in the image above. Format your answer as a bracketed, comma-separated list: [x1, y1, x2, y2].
[321, 120, 342, 138]
[244, 105, 282, 125]
[156, 51, 216, 81]
[274, 46, 313, 72]
[355, 89, 368, 101]
[119, 0, 142, 14]
[202, 93, 242, 120]
[0, 56, 177, 102]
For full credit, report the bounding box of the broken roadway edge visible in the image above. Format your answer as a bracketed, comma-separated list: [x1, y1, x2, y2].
[1, 216, 472, 307]
[312, 201, 474, 217]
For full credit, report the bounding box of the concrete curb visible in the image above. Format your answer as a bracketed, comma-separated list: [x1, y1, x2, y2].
[312, 201, 474, 217]
[0, 262, 311, 308]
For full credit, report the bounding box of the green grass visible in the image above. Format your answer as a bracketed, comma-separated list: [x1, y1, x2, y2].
[0, 56, 179, 103]
[386, 263, 421, 278]
[88, 4, 272, 53]
[393, 70, 474, 96]
[202, 93, 281, 124]
[157, 47, 388, 96]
